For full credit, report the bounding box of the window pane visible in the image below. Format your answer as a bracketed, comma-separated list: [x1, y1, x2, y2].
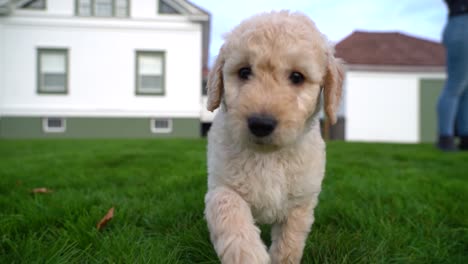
[139, 55, 163, 75]
[140, 75, 162, 92]
[115, 0, 128, 17]
[78, 0, 92, 16]
[95, 0, 113, 17]
[41, 52, 66, 73]
[43, 73, 66, 92]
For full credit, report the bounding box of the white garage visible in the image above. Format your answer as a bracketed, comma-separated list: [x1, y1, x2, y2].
[335, 31, 446, 143]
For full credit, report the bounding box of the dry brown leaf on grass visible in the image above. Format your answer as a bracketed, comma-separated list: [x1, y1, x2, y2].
[31, 187, 53, 194]
[96, 207, 115, 230]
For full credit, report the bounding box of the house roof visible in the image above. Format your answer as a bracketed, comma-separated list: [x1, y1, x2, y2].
[335, 31, 446, 67]
[161, 0, 209, 21]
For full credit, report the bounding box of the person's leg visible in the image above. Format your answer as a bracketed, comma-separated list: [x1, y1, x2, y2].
[437, 15, 468, 150]
[457, 88, 468, 149]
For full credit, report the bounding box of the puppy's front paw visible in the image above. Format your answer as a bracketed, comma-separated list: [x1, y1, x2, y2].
[217, 235, 270, 264]
[270, 248, 302, 264]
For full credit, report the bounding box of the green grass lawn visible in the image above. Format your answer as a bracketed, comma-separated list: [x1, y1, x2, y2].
[0, 139, 467, 263]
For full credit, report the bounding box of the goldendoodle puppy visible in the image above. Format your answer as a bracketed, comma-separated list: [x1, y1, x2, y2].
[204, 11, 343, 264]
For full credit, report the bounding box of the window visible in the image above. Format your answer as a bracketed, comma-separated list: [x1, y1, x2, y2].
[136, 51, 165, 95]
[43, 117, 66, 133]
[21, 0, 46, 10]
[115, 0, 128, 17]
[77, 0, 92, 16]
[76, 0, 129, 17]
[150, 118, 172, 133]
[37, 48, 68, 94]
[95, 0, 112, 16]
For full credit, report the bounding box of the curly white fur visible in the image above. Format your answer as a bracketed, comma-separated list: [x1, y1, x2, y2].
[204, 11, 343, 264]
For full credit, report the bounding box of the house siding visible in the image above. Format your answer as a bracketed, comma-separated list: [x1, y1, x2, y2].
[345, 71, 446, 143]
[131, 0, 158, 18]
[419, 79, 445, 142]
[0, 116, 199, 138]
[1, 17, 202, 117]
[345, 71, 420, 143]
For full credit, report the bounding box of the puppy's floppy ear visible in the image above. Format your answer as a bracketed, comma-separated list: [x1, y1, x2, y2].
[323, 55, 344, 125]
[206, 46, 225, 112]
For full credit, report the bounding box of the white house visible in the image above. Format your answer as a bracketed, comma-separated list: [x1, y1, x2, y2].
[0, 0, 210, 138]
[335, 31, 446, 143]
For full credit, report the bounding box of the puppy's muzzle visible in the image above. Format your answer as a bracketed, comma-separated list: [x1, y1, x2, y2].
[247, 114, 277, 137]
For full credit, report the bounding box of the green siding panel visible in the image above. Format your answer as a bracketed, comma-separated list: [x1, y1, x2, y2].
[0, 117, 200, 139]
[420, 79, 445, 143]
[0, 117, 43, 138]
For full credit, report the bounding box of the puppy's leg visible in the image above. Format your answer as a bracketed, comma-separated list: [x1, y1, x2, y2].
[205, 187, 270, 264]
[269, 200, 316, 264]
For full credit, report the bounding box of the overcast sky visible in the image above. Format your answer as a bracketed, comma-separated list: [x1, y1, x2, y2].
[191, 0, 447, 65]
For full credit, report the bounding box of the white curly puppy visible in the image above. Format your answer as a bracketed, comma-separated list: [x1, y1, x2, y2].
[204, 11, 343, 264]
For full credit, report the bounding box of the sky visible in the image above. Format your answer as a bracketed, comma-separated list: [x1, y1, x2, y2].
[191, 0, 447, 65]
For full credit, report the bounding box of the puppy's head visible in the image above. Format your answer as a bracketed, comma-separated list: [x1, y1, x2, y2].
[207, 11, 343, 148]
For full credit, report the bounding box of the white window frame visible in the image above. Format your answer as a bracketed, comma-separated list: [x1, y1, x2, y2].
[43, 117, 66, 133]
[150, 118, 172, 133]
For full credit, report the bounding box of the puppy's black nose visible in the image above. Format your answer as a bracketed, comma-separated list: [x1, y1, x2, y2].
[247, 114, 277, 137]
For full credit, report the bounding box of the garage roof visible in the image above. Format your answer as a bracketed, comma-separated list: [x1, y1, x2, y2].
[335, 31, 445, 67]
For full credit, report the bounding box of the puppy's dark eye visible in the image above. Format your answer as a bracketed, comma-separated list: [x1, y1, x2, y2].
[289, 71, 305, 85]
[238, 67, 252, 80]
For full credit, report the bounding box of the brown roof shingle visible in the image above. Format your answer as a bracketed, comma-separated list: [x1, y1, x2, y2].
[335, 31, 446, 67]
